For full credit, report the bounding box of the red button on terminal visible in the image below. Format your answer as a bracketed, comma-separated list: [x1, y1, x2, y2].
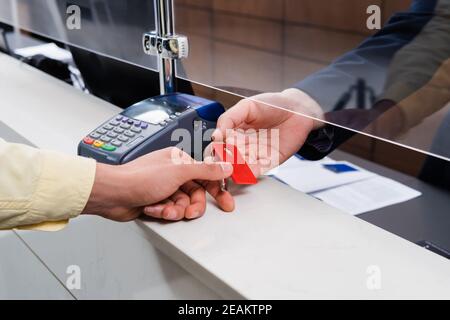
[83, 137, 95, 145]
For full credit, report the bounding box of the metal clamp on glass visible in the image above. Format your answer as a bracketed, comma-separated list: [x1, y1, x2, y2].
[143, 31, 189, 60]
[143, 0, 189, 95]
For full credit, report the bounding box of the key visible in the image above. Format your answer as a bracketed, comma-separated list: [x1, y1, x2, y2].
[212, 143, 257, 185]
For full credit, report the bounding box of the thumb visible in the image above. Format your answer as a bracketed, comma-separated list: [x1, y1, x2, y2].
[212, 99, 252, 141]
[181, 160, 234, 182]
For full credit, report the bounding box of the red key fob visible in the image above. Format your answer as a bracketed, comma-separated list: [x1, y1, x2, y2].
[212, 143, 257, 185]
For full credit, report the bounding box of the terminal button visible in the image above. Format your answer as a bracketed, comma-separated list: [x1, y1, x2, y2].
[83, 137, 94, 145]
[120, 123, 131, 129]
[107, 132, 119, 138]
[111, 140, 123, 147]
[118, 135, 129, 142]
[90, 132, 101, 139]
[101, 144, 117, 152]
[131, 127, 142, 133]
[113, 127, 125, 134]
[93, 140, 104, 148]
[109, 120, 120, 126]
[141, 123, 149, 129]
[124, 130, 136, 138]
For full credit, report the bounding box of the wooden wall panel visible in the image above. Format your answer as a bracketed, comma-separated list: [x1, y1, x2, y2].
[285, 25, 365, 63]
[285, 0, 383, 34]
[175, 0, 213, 9]
[384, 0, 412, 19]
[213, 13, 283, 51]
[283, 57, 325, 88]
[176, 6, 212, 36]
[213, 0, 283, 20]
[213, 42, 283, 92]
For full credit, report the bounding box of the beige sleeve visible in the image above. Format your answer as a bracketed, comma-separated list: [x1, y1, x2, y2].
[0, 138, 96, 231]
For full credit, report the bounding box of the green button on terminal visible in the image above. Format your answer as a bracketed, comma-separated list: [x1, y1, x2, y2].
[101, 144, 117, 152]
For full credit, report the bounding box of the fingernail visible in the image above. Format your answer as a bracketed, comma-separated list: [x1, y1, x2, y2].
[212, 129, 221, 141]
[144, 207, 153, 214]
[145, 205, 163, 215]
[220, 162, 233, 175]
[165, 209, 178, 220]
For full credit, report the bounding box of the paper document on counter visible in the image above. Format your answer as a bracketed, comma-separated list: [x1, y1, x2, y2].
[270, 155, 422, 215]
[312, 176, 422, 215]
[266, 155, 333, 173]
[269, 156, 375, 193]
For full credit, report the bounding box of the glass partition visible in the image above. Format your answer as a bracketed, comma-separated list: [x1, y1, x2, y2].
[0, 0, 158, 71]
[174, 0, 450, 165]
[0, 0, 449, 165]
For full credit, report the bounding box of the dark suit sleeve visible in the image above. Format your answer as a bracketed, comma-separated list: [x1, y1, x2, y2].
[295, 0, 437, 160]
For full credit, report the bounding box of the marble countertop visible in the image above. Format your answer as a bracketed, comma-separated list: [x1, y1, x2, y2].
[1, 53, 449, 299]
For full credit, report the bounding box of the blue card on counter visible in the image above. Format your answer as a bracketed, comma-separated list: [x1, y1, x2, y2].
[322, 163, 358, 174]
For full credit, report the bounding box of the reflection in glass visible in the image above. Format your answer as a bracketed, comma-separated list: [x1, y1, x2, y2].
[0, 0, 449, 174]
[0, 0, 158, 71]
[175, 0, 450, 170]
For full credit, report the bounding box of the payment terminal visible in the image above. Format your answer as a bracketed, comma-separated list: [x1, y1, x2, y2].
[78, 93, 225, 164]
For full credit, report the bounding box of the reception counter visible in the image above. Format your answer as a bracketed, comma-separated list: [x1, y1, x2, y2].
[1, 53, 449, 299]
